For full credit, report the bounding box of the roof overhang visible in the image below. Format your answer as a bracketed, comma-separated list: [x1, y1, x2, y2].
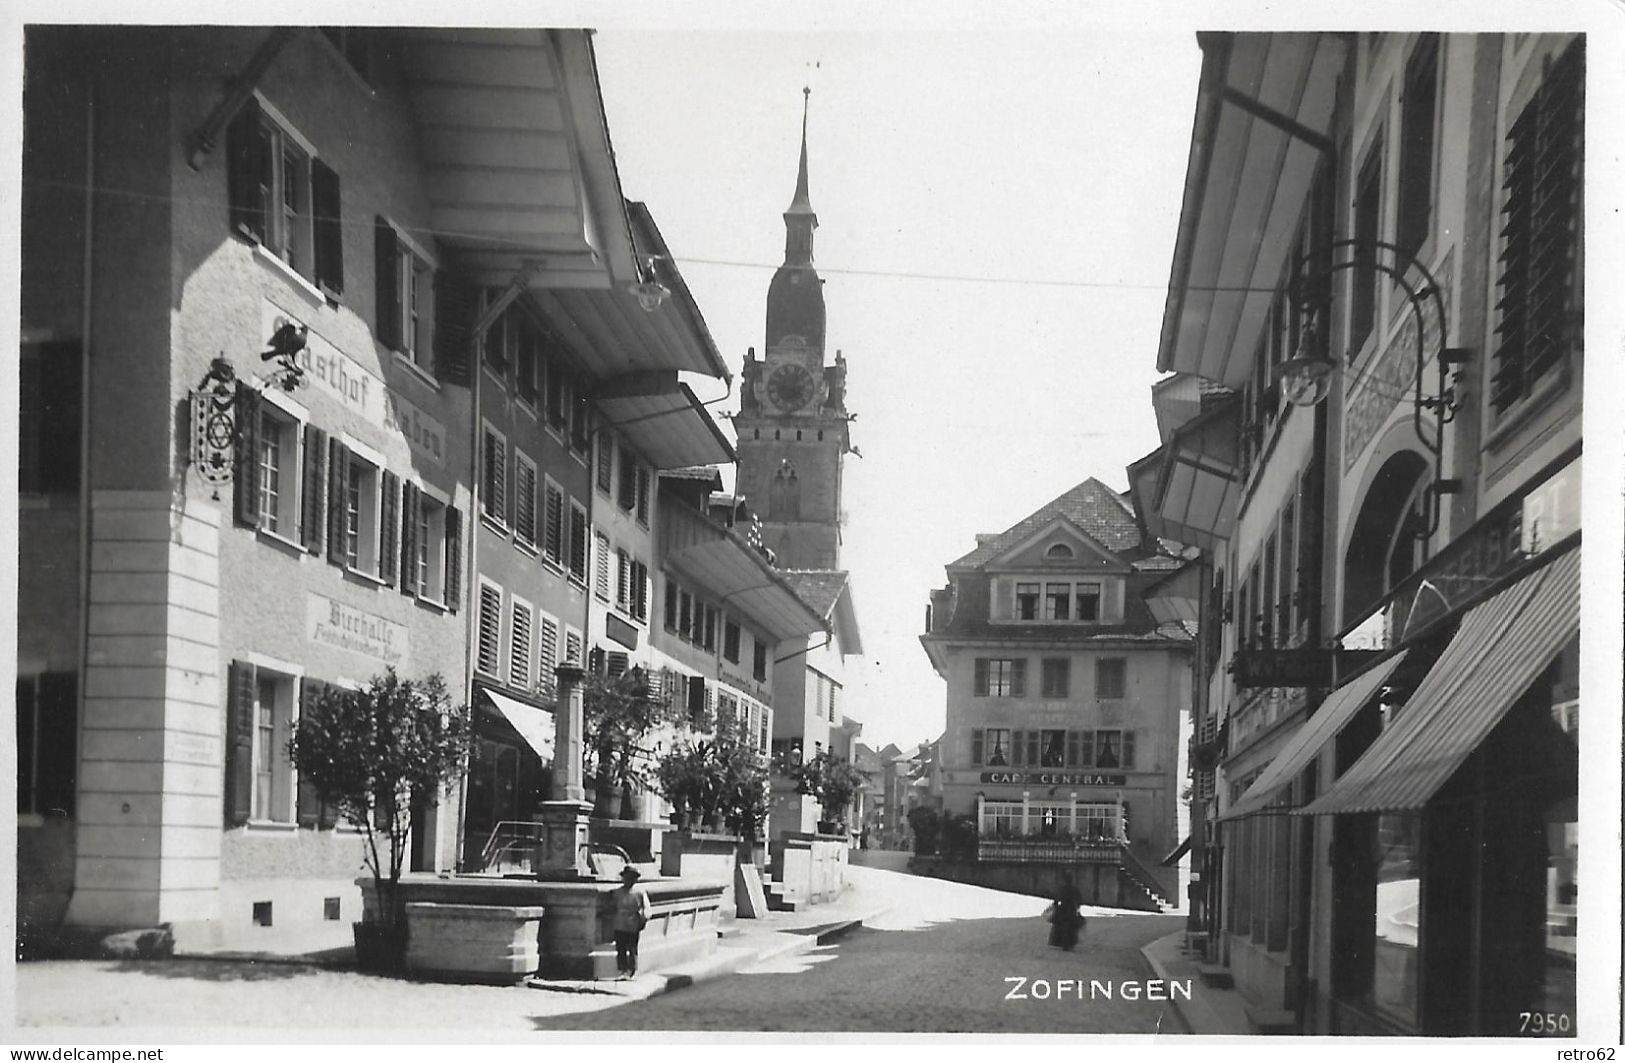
[830, 581, 864, 656]
[597, 372, 735, 469]
[660, 502, 827, 644]
[397, 29, 638, 292]
[1158, 32, 1348, 387]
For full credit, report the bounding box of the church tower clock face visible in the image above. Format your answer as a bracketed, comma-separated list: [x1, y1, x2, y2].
[767, 363, 815, 412]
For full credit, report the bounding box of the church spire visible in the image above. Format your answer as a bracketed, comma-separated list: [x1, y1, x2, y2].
[782, 87, 818, 266]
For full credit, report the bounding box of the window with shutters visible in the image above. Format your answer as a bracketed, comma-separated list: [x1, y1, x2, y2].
[597, 432, 614, 494]
[678, 590, 694, 641]
[1491, 37, 1584, 418]
[635, 464, 651, 526]
[542, 479, 565, 567]
[513, 451, 538, 550]
[1095, 658, 1128, 699]
[476, 581, 503, 678]
[1396, 35, 1440, 257]
[336, 447, 382, 576]
[565, 628, 584, 668]
[615, 548, 631, 613]
[252, 670, 297, 823]
[254, 400, 303, 542]
[227, 96, 341, 294]
[406, 487, 449, 604]
[594, 529, 611, 601]
[629, 559, 649, 623]
[618, 449, 638, 511]
[1349, 139, 1384, 359]
[509, 596, 533, 691]
[568, 501, 589, 585]
[375, 218, 434, 375]
[752, 638, 769, 682]
[981, 727, 1012, 767]
[1040, 658, 1070, 698]
[534, 613, 559, 701]
[481, 422, 507, 528]
[973, 658, 1023, 697]
[546, 358, 568, 434]
[571, 379, 592, 454]
[723, 618, 742, 664]
[702, 604, 718, 652]
[665, 580, 678, 631]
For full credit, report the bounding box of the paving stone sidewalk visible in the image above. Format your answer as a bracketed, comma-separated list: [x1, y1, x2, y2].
[13, 874, 891, 1034]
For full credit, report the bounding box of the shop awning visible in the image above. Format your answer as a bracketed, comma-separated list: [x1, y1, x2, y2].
[481, 688, 555, 763]
[1160, 835, 1193, 866]
[1298, 549, 1580, 816]
[1158, 33, 1347, 387]
[595, 372, 735, 469]
[1218, 650, 1409, 821]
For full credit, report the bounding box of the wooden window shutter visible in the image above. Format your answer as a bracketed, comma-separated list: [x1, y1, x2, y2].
[432, 273, 474, 386]
[36, 672, 78, 817]
[233, 382, 262, 528]
[326, 437, 348, 565]
[1122, 730, 1136, 770]
[399, 482, 420, 597]
[1010, 659, 1027, 698]
[300, 424, 327, 552]
[1012, 730, 1027, 767]
[224, 659, 257, 826]
[687, 676, 707, 726]
[1066, 730, 1081, 768]
[971, 728, 984, 766]
[225, 97, 267, 242]
[1079, 731, 1095, 768]
[374, 217, 401, 350]
[1491, 38, 1583, 413]
[311, 159, 344, 296]
[379, 470, 399, 586]
[444, 505, 462, 613]
[296, 679, 327, 828]
[973, 658, 989, 697]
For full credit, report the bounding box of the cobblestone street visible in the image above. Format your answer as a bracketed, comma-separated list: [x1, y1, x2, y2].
[17, 867, 1184, 1036]
[533, 866, 1185, 1034]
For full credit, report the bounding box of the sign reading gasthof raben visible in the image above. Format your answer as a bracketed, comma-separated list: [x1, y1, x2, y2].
[308, 593, 408, 666]
[263, 301, 447, 467]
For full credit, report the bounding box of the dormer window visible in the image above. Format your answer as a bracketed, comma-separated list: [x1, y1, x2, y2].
[1045, 543, 1074, 560]
[1003, 577, 1112, 623]
[1016, 582, 1040, 620]
[1075, 582, 1101, 621]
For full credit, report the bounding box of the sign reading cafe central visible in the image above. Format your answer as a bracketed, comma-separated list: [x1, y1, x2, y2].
[981, 771, 1129, 787]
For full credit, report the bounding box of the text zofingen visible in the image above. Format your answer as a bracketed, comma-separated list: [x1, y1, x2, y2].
[1004, 977, 1193, 1001]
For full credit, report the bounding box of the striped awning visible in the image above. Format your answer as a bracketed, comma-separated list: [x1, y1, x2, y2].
[1217, 650, 1408, 821]
[1297, 548, 1580, 816]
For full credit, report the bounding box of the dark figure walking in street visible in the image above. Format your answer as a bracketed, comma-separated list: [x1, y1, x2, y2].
[612, 866, 653, 978]
[1048, 871, 1085, 951]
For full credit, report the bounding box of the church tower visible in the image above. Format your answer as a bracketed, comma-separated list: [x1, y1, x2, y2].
[735, 89, 853, 570]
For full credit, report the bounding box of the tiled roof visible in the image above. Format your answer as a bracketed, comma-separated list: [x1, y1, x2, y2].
[661, 465, 726, 483]
[779, 569, 849, 621]
[949, 478, 1144, 569]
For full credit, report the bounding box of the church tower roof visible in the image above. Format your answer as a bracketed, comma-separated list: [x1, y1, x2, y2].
[766, 87, 826, 352]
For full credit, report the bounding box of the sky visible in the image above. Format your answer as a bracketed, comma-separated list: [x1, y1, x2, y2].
[594, 30, 1202, 751]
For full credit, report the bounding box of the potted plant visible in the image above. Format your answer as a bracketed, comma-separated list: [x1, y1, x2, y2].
[785, 750, 866, 836]
[582, 669, 671, 821]
[287, 668, 471, 971]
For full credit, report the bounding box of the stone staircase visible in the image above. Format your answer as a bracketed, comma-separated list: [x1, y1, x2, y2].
[758, 869, 804, 912]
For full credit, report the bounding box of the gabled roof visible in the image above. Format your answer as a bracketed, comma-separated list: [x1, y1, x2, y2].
[949, 479, 1143, 570]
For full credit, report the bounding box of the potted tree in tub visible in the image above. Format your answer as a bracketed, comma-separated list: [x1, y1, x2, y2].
[287, 668, 471, 971]
[787, 750, 866, 835]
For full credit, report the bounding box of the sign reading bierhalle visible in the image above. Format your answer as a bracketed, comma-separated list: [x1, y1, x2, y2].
[308, 593, 407, 666]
